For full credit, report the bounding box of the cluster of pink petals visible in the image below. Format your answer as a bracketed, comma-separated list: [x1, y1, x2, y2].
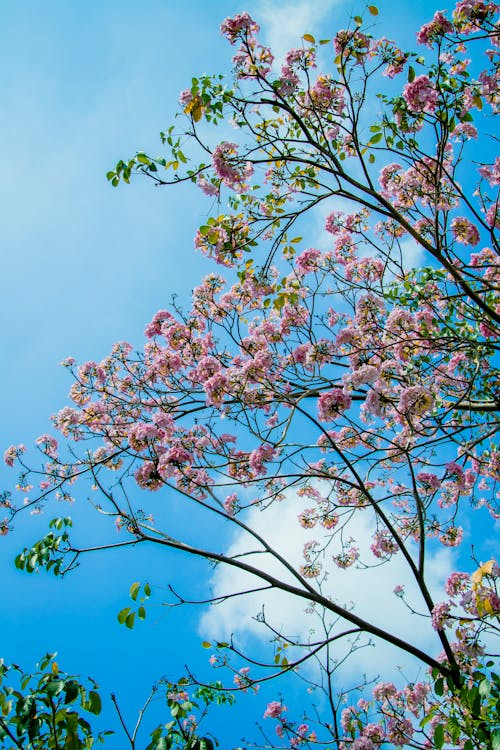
[453, 0, 500, 31]
[479, 156, 500, 185]
[451, 216, 480, 245]
[403, 75, 438, 114]
[212, 142, 254, 193]
[317, 388, 352, 421]
[220, 12, 259, 43]
[263, 701, 287, 719]
[417, 11, 453, 46]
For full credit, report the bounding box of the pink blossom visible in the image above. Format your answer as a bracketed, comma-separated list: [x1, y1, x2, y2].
[417, 11, 453, 46]
[197, 175, 219, 196]
[352, 738, 375, 750]
[387, 716, 414, 745]
[4, 444, 25, 467]
[134, 462, 162, 491]
[452, 122, 478, 139]
[249, 444, 276, 476]
[431, 601, 451, 630]
[317, 389, 352, 421]
[379, 162, 404, 193]
[362, 724, 385, 744]
[405, 682, 430, 715]
[370, 530, 399, 558]
[223, 493, 238, 515]
[332, 545, 359, 568]
[445, 571, 470, 597]
[280, 48, 316, 94]
[372, 682, 400, 702]
[439, 525, 463, 547]
[145, 310, 174, 339]
[451, 216, 480, 245]
[479, 156, 500, 185]
[398, 386, 435, 416]
[263, 701, 287, 719]
[486, 204, 500, 228]
[341, 706, 357, 733]
[220, 13, 259, 43]
[334, 29, 370, 60]
[298, 509, 317, 528]
[128, 422, 159, 452]
[179, 89, 193, 108]
[403, 75, 438, 114]
[204, 372, 230, 407]
[212, 142, 254, 193]
[35, 434, 58, 458]
[417, 472, 441, 491]
[295, 247, 322, 275]
[453, 0, 499, 31]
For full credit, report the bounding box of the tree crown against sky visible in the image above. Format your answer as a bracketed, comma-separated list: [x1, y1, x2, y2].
[2, 1, 500, 748]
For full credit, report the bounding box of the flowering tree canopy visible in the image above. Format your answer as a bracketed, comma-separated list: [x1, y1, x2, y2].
[3, 2, 500, 748]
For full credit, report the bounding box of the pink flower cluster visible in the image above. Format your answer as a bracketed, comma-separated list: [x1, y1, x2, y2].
[479, 156, 500, 185]
[417, 11, 453, 46]
[317, 388, 352, 421]
[220, 13, 259, 43]
[212, 142, 254, 193]
[451, 216, 480, 245]
[263, 701, 287, 719]
[4, 444, 25, 467]
[403, 75, 438, 114]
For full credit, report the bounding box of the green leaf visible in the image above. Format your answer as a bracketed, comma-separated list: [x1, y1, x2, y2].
[433, 724, 444, 750]
[125, 612, 136, 629]
[64, 681, 80, 704]
[408, 65, 416, 82]
[435, 678, 444, 696]
[368, 5, 378, 14]
[130, 582, 141, 602]
[88, 691, 102, 716]
[153, 737, 169, 750]
[492, 729, 500, 750]
[201, 641, 212, 648]
[46, 679, 65, 697]
[302, 33, 315, 43]
[370, 132, 383, 145]
[138, 606, 146, 620]
[479, 677, 491, 697]
[117, 607, 131, 625]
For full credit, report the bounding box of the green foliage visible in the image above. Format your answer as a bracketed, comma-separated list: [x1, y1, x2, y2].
[14, 518, 72, 576]
[0, 655, 111, 749]
[425, 666, 500, 750]
[117, 581, 151, 629]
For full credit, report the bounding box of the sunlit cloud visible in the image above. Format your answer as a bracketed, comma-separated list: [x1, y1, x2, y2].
[199, 490, 454, 681]
[256, 0, 341, 65]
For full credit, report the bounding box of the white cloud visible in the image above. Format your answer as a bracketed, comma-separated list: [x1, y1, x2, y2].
[256, 0, 341, 66]
[399, 236, 425, 271]
[198, 490, 454, 682]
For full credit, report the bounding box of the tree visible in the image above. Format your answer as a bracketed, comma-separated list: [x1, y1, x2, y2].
[0, 653, 226, 750]
[3, 1, 500, 748]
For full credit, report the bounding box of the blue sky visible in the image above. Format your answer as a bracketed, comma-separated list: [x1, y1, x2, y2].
[0, 0, 475, 746]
